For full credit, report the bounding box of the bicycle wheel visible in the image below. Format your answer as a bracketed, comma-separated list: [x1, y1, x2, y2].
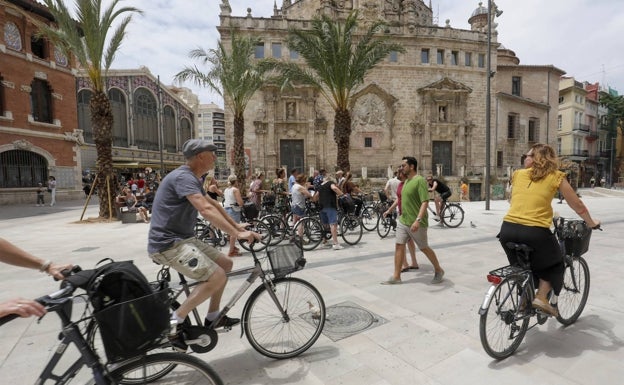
[441, 203, 464, 228]
[292, 217, 323, 251]
[479, 277, 530, 360]
[196, 225, 220, 248]
[340, 214, 363, 245]
[360, 206, 378, 231]
[243, 277, 326, 359]
[376, 216, 392, 238]
[86, 321, 177, 384]
[239, 219, 271, 252]
[555, 256, 590, 326]
[261, 214, 288, 246]
[110, 352, 223, 385]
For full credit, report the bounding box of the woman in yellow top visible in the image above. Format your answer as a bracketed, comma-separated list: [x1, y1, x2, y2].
[498, 143, 600, 317]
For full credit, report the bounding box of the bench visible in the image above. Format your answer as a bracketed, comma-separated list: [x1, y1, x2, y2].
[115, 197, 140, 223]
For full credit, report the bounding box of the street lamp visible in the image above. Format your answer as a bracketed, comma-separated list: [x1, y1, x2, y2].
[485, 0, 503, 210]
[610, 136, 616, 186]
[157, 76, 165, 175]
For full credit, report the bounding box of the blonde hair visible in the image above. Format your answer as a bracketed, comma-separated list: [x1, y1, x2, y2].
[528, 143, 559, 181]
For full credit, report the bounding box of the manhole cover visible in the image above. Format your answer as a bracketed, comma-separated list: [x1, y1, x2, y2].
[72, 247, 100, 252]
[320, 300, 387, 342]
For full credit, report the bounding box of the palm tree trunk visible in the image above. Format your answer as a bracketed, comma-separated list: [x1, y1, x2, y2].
[233, 113, 247, 194]
[334, 108, 352, 171]
[90, 91, 118, 218]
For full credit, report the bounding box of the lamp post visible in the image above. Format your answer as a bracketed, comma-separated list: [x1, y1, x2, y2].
[610, 136, 616, 187]
[157, 76, 165, 175]
[485, 0, 502, 210]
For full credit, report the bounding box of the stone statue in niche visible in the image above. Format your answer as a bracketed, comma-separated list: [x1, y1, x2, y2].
[286, 102, 296, 120]
[352, 94, 387, 131]
[438, 105, 447, 122]
[255, 104, 266, 120]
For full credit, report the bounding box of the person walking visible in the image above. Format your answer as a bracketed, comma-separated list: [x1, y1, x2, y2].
[223, 175, 245, 257]
[382, 156, 444, 285]
[318, 174, 344, 250]
[36, 183, 45, 206]
[47, 176, 57, 206]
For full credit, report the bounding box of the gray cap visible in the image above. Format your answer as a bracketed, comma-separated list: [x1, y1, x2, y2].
[182, 139, 217, 158]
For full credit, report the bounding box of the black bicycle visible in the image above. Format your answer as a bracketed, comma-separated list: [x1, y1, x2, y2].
[0, 268, 222, 385]
[478, 218, 598, 359]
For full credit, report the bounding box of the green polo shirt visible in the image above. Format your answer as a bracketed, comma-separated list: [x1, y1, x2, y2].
[399, 175, 430, 228]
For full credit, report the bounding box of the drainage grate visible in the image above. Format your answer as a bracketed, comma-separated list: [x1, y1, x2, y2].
[320, 300, 387, 342]
[72, 247, 100, 252]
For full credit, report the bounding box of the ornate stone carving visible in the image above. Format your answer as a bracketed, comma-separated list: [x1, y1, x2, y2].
[63, 129, 85, 145]
[20, 85, 32, 93]
[13, 139, 33, 150]
[352, 94, 387, 131]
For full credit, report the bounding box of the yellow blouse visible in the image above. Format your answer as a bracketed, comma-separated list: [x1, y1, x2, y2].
[504, 168, 565, 228]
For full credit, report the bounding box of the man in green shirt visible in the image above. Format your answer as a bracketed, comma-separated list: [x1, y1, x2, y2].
[381, 156, 444, 285]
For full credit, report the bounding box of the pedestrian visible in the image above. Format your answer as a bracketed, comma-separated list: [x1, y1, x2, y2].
[590, 176, 595, 188]
[381, 156, 444, 285]
[223, 175, 245, 257]
[318, 173, 344, 250]
[288, 168, 298, 192]
[460, 180, 469, 201]
[291, 174, 313, 240]
[36, 183, 45, 206]
[47, 176, 56, 206]
[384, 170, 400, 202]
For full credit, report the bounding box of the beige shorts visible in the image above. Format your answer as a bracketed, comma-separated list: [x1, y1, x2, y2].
[150, 237, 222, 281]
[395, 221, 429, 250]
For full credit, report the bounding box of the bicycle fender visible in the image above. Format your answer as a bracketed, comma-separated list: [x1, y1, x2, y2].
[478, 285, 498, 315]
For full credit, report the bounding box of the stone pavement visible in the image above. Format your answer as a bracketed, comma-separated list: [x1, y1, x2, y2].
[1, 188, 623, 384]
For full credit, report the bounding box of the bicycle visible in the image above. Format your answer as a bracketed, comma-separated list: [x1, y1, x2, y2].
[0, 268, 223, 385]
[478, 218, 598, 359]
[153, 242, 326, 361]
[428, 198, 464, 228]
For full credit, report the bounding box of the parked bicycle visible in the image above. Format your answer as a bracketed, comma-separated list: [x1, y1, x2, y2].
[150, 242, 326, 363]
[478, 218, 599, 359]
[1, 267, 223, 385]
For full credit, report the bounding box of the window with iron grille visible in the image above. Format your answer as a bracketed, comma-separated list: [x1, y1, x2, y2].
[109, 88, 128, 147]
[496, 151, 503, 168]
[0, 150, 47, 188]
[133, 88, 158, 150]
[77, 89, 93, 142]
[163, 105, 176, 152]
[528, 118, 539, 142]
[30, 79, 53, 123]
[512, 76, 521, 96]
[364, 137, 372, 148]
[507, 114, 518, 139]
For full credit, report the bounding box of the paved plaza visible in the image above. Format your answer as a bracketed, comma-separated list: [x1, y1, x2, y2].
[1, 188, 623, 384]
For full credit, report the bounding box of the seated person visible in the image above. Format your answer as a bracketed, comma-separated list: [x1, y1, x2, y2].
[120, 187, 149, 223]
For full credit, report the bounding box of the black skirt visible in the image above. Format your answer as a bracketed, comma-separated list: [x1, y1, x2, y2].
[498, 221, 564, 295]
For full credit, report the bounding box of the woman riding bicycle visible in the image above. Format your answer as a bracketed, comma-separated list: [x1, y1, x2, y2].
[426, 175, 451, 218]
[498, 143, 600, 317]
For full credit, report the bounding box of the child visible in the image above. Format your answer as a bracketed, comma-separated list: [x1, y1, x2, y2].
[36, 183, 45, 206]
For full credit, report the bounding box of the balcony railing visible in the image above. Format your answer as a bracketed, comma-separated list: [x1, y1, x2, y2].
[573, 124, 590, 132]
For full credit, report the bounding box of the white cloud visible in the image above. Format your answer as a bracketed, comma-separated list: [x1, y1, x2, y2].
[100, 0, 624, 105]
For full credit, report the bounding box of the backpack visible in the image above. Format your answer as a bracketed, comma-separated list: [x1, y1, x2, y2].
[66, 259, 169, 362]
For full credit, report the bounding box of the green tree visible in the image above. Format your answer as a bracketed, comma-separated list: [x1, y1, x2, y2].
[600, 92, 624, 134]
[37, 0, 142, 218]
[270, 10, 404, 171]
[175, 33, 271, 191]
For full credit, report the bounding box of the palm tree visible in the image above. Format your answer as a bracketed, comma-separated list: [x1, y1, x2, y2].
[272, 10, 404, 171]
[37, 0, 142, 218]
[175, 33, 271, 192]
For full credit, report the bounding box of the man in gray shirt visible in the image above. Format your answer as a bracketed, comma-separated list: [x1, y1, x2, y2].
[148, 139, 259, 350]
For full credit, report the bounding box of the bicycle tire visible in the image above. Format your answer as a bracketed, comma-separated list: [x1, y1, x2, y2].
[292, 217, 323, 251]
[360, 206, 378, 231]
[261, 214, 288, 246]
[243, 277, 326, 359]
[110, 352, 223, 385]
[86, 321, 177, 384]
[555, 256, 590, 326]
[239, 219, 271, 252]
[376, 216, 392, 238]
[441, 203, 464, 228]
[340, 214, 363, 245]
[479, 277, 529, 360]
[196, 225, 220, 248]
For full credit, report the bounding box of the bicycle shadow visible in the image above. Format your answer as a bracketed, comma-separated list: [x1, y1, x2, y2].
[207, 345, 340, 384]
[486, 313, 623, 368]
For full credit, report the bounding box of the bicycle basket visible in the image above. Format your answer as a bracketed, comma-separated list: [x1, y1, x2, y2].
[560, 220, 592, 257]
[266, 244, 306, 278]
[94, 288, 170, 363]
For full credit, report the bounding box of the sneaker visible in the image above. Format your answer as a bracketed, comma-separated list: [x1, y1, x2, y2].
[324, 242, 332, 248]
[532, 297, 558, 317]
[380, 276, 402, 285]
[167, 322, 188, 352]
[431, 269, 445, 284]
[332, 244, 343, 250]
[206, 315, 241, 329]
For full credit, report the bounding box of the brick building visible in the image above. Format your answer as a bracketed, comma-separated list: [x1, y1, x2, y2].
[1, 0, 83, 204]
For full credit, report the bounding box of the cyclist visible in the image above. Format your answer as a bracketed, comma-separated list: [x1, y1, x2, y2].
[426, 175, 451, 219]
[148, 139, 260, 349]
[0, 237, 72, 318]
[498, 143, 600, 316]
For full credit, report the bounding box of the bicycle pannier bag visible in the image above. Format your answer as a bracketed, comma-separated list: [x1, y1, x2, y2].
[243, 200, 259, 220]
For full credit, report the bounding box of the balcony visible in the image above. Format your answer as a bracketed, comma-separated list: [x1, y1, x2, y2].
[573, 124, 590, 132]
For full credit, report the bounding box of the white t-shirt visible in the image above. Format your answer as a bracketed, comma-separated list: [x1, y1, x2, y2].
[385, 177, 400, 200]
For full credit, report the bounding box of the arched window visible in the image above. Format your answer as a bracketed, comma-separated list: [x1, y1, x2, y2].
[163, 105, 176, 152]
[0, 150, 47, 188]
[77, 89, 93, 143]
[4, 22, 22, 51]
[109, 88, 128, 147]
[180, 118, 192, 149]
[31, 79, 53, 123]
[133, 88, 158, 150]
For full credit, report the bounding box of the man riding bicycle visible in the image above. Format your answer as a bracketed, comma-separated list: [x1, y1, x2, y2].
[148, 139, 260, 350]
[426, 175, 451, 218]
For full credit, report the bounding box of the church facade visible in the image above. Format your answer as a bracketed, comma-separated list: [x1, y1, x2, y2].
[218, 0, 563, 199]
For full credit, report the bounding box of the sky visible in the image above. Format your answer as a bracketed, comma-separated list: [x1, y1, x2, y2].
[89, 0, 624, 107]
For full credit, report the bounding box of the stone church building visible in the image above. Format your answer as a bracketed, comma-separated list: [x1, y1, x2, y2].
[218, 0, 563, 199]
